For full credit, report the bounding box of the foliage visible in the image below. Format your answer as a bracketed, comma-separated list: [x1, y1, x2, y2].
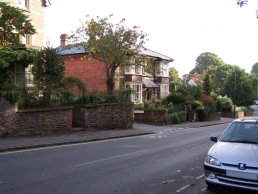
[0, 2, 36, 47]
[72, 15, 147, 94]
[199, 94, 217, 112]
[218, 95, 233, 111]
[164, 93, 186, 105]
[169, 111, 187, 124]
[186, 100, 204, 111]
[203, 74, 213, 95]
[223, 67, 255, 106]
[169, 67, 182, 92]
[251, 62, 258, 77]
[177, 84, 203, 99]
[143, 101, 156, 110]
[190, 52, 224, 74]
[0, 47, 38, 89]
[32, 47, 65, 106]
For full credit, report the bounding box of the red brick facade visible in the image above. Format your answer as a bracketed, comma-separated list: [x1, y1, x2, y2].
[62, 54, 107, 93]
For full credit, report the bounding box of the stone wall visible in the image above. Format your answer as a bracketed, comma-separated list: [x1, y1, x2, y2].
[134, 110, 168, 125]
[73, 103, 134, 129]
[0, 98, 73, 137]
[221, 111, 244, 118]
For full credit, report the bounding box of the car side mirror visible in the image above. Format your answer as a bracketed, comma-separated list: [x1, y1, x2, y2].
[210, 136, 218, 142]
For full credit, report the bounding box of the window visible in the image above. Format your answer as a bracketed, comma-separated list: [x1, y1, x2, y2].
[160, 84, 169, 99]
[18, 0, 30, 10]
[126, 84, 142, 103]
[155, 62, 169, 77]
[135, 65, 142, 75]
[15, 63, 23, 85]
[25, 64, 33, 87]
[124, 65, 135, 74]
[20, 34, 33, 45]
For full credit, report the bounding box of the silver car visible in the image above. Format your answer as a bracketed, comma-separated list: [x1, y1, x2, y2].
[204, 118, 258, 191]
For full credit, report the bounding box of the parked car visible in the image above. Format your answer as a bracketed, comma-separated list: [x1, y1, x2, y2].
[255, 100, 258, 105]
[204, 118, 258, 191]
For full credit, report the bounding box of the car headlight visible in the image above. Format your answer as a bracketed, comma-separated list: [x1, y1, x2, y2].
[205, 155, 221, 166]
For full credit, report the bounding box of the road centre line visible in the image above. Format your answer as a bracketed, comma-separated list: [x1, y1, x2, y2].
[176, 184, 190, 193]
[74, 149, 148, 167]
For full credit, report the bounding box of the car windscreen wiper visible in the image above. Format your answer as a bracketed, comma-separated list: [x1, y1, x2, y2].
[221, 140, 258, 144]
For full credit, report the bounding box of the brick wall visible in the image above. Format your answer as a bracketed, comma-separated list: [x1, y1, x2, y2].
[73, 103, 134, 129]
[62, 55, 107, 93]
[0, 98, 73, 137]
[134, 110, 168, 125]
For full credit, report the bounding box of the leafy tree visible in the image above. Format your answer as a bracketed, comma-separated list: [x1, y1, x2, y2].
[72, 15, 147, 94]
[251, 62, 258, 77]
[208, 63, 234, 94]
[32, 47, 64, 106]
[0, 2, 36, 47]
[223, 67, 255, 106]
[190, 52, 224, 74]
[169, 67, 181, 92]
[203, 74, 212, 95]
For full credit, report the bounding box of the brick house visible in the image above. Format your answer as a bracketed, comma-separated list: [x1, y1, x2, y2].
[57, 34, 174, 103]
[2, 0, 47, 87]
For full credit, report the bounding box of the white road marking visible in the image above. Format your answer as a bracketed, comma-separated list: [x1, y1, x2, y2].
[201, 187, 207, 192]
[196, 174, 205, 180]
[176, 184, 190, 193]
[74, 149, 148, 167]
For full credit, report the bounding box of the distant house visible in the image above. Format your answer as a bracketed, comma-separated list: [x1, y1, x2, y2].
[57, 34, 174, 103]
[1, 0, 47, 87]
[182, 73, 205, 86]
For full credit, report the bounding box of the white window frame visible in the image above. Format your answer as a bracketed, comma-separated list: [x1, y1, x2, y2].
[155, 61, 169, 77]
[125, 84, 142, 103]
[135, 65, 142, 75]
[124, 65, 135, 75]
[17, 0, 30, 10]
[160, 84, 169, 99]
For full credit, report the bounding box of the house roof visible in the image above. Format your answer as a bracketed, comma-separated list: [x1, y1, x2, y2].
[143, 79, 159, 88]
[57, 44, 86, 56]
[57, 44, 173, 62]
[140, 48, 174, 62]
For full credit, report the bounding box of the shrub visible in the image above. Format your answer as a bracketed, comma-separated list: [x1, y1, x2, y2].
[186, 100, 204, 111]
[165, 93, 186, 105]
[143, 101, 156, 110]
[169, 111, 187, 124]
[199, 94, 216, 112]
[218, 95, 233, 111]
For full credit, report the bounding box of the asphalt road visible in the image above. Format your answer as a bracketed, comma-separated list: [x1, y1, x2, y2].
[0, 123, 255, 194]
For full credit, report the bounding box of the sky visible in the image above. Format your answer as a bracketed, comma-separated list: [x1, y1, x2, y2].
[45, 0, 258, 77]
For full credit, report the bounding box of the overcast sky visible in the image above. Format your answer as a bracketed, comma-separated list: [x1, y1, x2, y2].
[45, 0, 258, 76]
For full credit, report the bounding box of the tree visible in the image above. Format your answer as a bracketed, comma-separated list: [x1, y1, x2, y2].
[72, 15, 147, 94]
[32, 47, 64, 106]
[251, 62, 258, 77]
[169, 67, 181, 92]
[190, 52, 225, 74]
[208, 63, 234, 94]
[223, 67, 255, 106]
[203, 74, 212, 95]
[0, 2, 36, 47]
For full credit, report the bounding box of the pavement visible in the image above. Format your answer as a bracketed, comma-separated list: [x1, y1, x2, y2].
[0, 117, 234, 153]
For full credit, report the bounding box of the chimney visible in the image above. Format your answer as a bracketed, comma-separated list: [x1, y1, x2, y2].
[60, 34, 70, 47]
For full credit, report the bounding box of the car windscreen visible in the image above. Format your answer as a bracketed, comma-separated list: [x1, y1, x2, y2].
[220, 122, 258, 144]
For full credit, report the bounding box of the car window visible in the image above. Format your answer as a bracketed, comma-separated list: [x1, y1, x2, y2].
[220, 122, 258, 143]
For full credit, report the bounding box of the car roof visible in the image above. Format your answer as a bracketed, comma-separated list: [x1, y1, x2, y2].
[233, 117, 258, 123]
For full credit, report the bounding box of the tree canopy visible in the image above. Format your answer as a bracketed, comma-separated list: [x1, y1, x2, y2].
[190, 52, 225, 74]
[0, 2, 36, 47]
[72, 15, 147, 94]
[223, 66, 255, 106]
[251, 62, 258, 77]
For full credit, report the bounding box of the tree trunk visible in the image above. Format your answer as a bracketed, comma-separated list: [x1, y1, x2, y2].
[106, 77, 114, 94]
